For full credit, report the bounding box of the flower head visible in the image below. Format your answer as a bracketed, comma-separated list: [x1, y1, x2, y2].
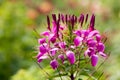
[36, 13, 107, 71]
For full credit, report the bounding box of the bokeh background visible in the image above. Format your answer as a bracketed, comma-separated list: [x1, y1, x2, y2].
[0, 0, 120, 80]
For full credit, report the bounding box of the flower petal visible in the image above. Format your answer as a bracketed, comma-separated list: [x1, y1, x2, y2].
[99, 52, 107, 57]
[50, 59, 59, 69]
[58, 54, 64, 63]
[38, 38, 46, 44]
[66, 51, 76, 64]
[97, 42, 105, 52]
[39, 44, 47, 54]
[74, 36, 83, 46]
[73, 30, 81, 36]
[91, 54, 98, 67]
[59, 42, 66, 49]
[50, 48, 59, 56]
[41, 31, 50, 36]
[88, 30, 99, 38]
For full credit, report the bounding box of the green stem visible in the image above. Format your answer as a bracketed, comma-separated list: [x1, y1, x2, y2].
[57, 68, 63, 80]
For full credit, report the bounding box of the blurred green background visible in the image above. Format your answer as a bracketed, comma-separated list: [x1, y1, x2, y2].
[0, 0, 120, 80]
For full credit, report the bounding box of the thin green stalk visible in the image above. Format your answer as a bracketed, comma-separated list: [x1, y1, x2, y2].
[57, 68, 63, 80]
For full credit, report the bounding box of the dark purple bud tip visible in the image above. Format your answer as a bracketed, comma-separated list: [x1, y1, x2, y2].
[61, 14, 65, 23]
[52, 14, 57, 22]
[79, 14, 84, 26]
[47, 15, 51, 31]
[90, 14, 95, 31]
[85, 14, 88, 23]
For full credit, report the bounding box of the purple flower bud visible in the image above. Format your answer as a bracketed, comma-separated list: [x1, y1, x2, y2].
[38, 38, 46, 44]
[58, 13, 61, 21]
[47, 15, 51, 31]
[66, 51, 76, 64]
[65, 14, 68, 24]
[74, 36, 83, 46]
[79, 14, 84, 26]
[91, 54, 98, 67]
[56, 20, 60, 37]
[61, 14, 65, 23]
[71, 15, 75, 28]
[97, 42, 105, 52]
[58, 54, 64, 63]
[50, 59, 59, 69]
[85, 14, 88, 23]
[59, 42, 66, 49]
[89, 14, 95, 31]
[52, 14, 56, 22]
[74, 16, 77, 23]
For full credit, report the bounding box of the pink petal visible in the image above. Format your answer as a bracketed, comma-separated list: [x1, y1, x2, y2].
[66, 51, 76, 64]
[96, 34, 101, 42]
[50, 48, 59, 56]
[38, 55, 48, 63]
[73, 30, 81, 36]
[88, 30, 99, 38]
[74, 36, 83, 46]
[38, 38, 46, 44]
[97, 42, 105, 52]
[59, 42, 66, 49]
[50, 59, 59, 69]
[91, 54, 98, 67]
[58, 54, 64, 63]
[99, 52, 107, 57]
[49, 34, 56, 43]
[41, 31, 50, 36]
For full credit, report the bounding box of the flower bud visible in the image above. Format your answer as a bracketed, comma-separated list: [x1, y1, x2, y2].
[50, 59, 59, 69]
[66, 51, 76, 64]
[91, 54, 98, 67]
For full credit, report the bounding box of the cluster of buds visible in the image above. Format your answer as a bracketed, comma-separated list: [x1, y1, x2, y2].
[36, 13, 107, 76]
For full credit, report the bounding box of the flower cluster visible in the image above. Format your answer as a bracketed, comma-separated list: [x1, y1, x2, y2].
[36, 13, 107, 70]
